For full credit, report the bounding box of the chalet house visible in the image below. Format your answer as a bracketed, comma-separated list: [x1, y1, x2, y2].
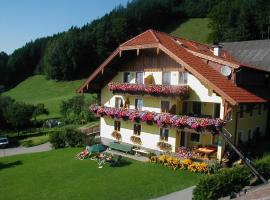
[78, 29, 270, 160]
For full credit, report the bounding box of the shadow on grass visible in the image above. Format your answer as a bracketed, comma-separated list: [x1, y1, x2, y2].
[0, 160, 23, 170]
[110, 159, 132, 168]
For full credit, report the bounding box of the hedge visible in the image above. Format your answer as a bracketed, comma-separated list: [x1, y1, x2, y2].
[193, 154, 270, 200]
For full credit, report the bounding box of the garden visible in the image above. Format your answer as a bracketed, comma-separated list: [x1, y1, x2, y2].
[0, 148, 203, 200]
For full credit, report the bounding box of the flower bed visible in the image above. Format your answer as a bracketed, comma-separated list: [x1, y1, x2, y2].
[89, 104, 225, 132]
[175, 146, 193, 159]
[108, 82, 189, 99]
[150, 155, 208, 173]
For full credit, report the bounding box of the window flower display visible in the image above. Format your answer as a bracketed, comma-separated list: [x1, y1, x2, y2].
[108, 82, 189, 99]
[89, 104, 225, 132]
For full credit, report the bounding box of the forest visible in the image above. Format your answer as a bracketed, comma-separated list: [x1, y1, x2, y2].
[0, 0, 270, 89]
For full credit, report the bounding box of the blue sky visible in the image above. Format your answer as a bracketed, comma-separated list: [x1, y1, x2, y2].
[0, 0, 129, 54]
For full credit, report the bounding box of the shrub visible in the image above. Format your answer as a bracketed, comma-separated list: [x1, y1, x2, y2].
[255, 154, 270, 180]
[49, 131, 66, 149]
[49, 128, 95, 149]
[64, 128, 95, 147]
[193, 166, 251, 200]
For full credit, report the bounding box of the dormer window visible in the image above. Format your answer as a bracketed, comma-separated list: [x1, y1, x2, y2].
[123, 72, 132, 83]
[136, 72, 143, 84]
[162, 72, 171, 85]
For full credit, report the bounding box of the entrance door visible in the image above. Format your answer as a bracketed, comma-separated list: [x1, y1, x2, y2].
[180, 131, 186, 147]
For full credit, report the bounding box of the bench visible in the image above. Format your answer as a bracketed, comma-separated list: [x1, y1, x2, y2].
[133, 148, 149, 157]
[108, 142, 133, 154]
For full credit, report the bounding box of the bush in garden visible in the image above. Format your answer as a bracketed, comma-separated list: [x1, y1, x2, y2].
[193, 166, 252, 200]
[255, 154, 270, 180]
[49, 128, 95, 148]
[49, 131, 66, 149]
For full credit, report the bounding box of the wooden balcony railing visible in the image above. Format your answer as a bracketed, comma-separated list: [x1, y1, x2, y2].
[89, 104, 225, 133]
[108, 82, 189, 99]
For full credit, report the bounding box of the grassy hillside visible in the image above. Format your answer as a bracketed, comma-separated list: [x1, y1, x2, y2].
[170, 18, 211, 43]
[3, 75, 94, 119]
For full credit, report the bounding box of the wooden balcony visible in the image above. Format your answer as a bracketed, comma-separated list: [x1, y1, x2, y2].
[108, 82, 189, 99]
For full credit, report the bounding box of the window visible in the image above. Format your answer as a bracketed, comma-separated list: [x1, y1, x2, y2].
[263, 103, 267, 111]
[248, 129, 253, 141]
[258, 104, 261, 115]
[114, 121, 121, 131]
[115, 97, 123, 109]
[135, 98, 143, 110]
[133, 124, 141, 135]
[214, 103, 221, 118]
[182, 102, 188, 115]
[239, 104, 244, 118]
[179, 71, 187, 84]
[160, 128, 169, 141]
[136, 72, 144, 84]
[161, 100, 170, 113]
[162, 72, 171, 85]
[123, 72, 132, 83]
[193, 102, 201, 115]
[190, 133, 200, 142]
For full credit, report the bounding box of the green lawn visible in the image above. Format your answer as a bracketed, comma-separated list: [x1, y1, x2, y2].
[0, 148, 203, 200]
[170, 18, 211, 44]
[3, 75, 94, 119]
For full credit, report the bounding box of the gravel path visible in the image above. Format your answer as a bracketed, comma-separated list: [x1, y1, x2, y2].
[151, 186, 195, 200]
[0, 142, 52, 157]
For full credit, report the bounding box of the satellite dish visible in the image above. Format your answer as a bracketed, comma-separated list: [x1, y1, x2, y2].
[220, 66, 231, 77]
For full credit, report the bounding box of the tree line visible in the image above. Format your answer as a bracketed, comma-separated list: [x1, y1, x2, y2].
[1, 0, 270, 89]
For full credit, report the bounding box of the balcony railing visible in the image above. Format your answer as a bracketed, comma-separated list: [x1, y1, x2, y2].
[90, 104, 225, 133]
[108, 82, 189, 99]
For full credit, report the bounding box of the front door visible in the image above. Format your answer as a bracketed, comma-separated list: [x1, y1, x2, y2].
[180, 131, 186, 147]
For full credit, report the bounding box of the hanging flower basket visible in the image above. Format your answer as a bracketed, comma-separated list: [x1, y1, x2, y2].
[108, 82, 189, 99]
[130, 135, 142, 145]
[157, 141, 172, 151]
[111, 130, 121, 141]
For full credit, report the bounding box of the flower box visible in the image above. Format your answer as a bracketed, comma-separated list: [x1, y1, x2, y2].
[89, 104, 225, 133]
[108, 82, 189, 99]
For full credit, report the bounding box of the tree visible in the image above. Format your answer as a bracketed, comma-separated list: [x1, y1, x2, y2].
[3, 102, 35, 131]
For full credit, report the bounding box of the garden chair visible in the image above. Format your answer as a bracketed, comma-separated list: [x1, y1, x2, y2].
[110, 155, 122, 167]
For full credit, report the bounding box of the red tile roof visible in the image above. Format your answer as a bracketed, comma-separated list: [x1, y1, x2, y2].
[78, 29, 268, 105]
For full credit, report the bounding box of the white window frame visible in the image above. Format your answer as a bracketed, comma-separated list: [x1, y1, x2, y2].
[161, 100, 170, 113]
[135, 71, 144, 84]
[135, 98, 143, 111]
[162, 72, 171, 85]
[178, 71, 188, 85]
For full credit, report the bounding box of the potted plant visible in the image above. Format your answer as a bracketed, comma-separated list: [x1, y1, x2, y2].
[111, 130, 121, 141]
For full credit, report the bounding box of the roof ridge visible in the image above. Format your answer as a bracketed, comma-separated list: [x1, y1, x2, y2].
[149, 29, 159, 43]
[120, 29, 156, 47]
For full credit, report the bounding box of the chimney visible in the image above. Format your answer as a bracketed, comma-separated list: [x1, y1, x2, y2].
[213, 44, 222, 57]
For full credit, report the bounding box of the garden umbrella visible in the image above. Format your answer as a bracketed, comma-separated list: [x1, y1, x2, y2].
[87, 144, 106, 153]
